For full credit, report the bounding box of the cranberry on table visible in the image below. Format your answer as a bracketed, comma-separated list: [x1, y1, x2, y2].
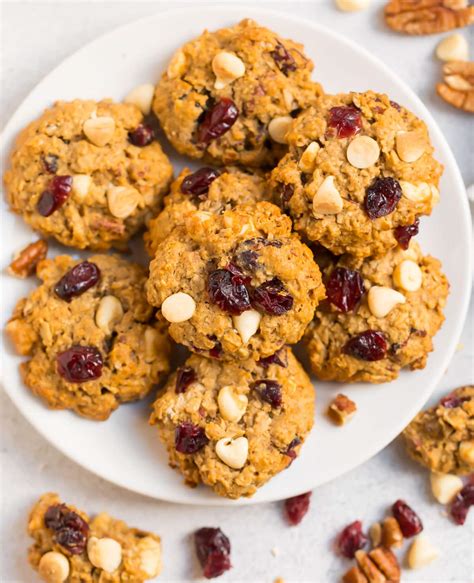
[181, 167, 220, 198]
[271, 41, 297, 75]
[392, 499, 423, 537]
[325, 267, 365, 313]
[343, 330, 388, 361]
[44, 504, 89, 555]
[37, 175, 73, 217]
[208, 266, 251, 315]
[450, 484, 474, 525]
[284, 492, 312, 525]
[364, 177, 402, 220]
[327, 106, 362, 139]
[175, 422, 208, 454]
[251, 379, 282, 408]
[128, 123, 155, 147]
[394, 218, 420, 250]
[251, 278, 293, 316]
[197, 98, 239, 144]
[258, 349, 287, 368]
[337, 520, 368, 558]
[57, 346, 103, 383]
[54, 261, 101, 302]
[175, 367, 197, 394]
[195, 527, 232, 579]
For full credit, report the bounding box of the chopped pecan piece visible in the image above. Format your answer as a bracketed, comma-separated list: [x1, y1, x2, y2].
[437, 61, 474, 112]
[7, 239, 48, 278]
[327, 393, 357, 425]
[381, 517, 404, 548]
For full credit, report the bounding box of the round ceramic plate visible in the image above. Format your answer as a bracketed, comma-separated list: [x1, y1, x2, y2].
[1, 7, 471, 506]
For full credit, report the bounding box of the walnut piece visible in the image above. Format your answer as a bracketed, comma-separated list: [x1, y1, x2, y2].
[437, 61, 474, 112]
[384, 0, 474, 35]
[7, 240, 48, 278]
[343, 547, 401, 583]
[327, 394, 357, 425]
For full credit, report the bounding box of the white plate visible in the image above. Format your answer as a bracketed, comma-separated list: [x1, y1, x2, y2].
[1, 6, 471, 506]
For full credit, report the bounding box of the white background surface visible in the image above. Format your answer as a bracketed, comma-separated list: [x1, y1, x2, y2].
[1, 1, 473, 582]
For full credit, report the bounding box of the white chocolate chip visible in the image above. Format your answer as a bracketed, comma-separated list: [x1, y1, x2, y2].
[367, 286, 406, 318]
[144, 327, 162, 362]
[283, 88, 296, 111]
[161, 292, 196, 323]
[459, 440, 474, 465]
[124, 83, 155, 115]
[233, 309, 261, 344]
[71, 174, 92, 201]
[430, 472, 463, 504]
[38, 552, 70, 583]
[407, 535, 439, 569]
[335, 0, 371, 11]
[312, 176, 343, 215]
[346, 135, 380, 168]
[107, 185, 141, 219]
[138, 537, 162, 578]
[298, 141, 320, 173]
[215, 436, 249, 469]
[436, 34, 469, 62]
[167, 50, 187, 79]
[400, 181, 433, 203]
[396, 130, 426, 163]
[83, 116, 115, 147]
[268, 116, 293, 144]
[87, 537, 122, 573]
[217, 386, 248, 422]
[393, 260, 423, 292]
[212, 51, 246, 89]
[95, 295, 124, 334]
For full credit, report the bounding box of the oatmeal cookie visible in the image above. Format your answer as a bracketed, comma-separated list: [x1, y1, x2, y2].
[6, 254, 170, 420]
[270, 91, 443, 257]
[28, 493, 162, 582]
[150, 347, 314, 499]
[305, 241, 449, 383]
[153, 18, 322, 167]
[144, 166, 270, 256]
[146, 201, 325, 361]
[403, 386, 474, 475]
[4, 99, 173, 250]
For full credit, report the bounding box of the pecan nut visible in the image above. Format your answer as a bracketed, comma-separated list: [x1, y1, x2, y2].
[343, 547, 401, 583]
[327, 393, 357, 425]
[7, 239, 48, 278]
[381, 517, 404, 548]
[437, 61, 474, 112]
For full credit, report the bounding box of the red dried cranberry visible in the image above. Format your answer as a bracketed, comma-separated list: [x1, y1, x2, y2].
[392, 500, 423, 537]
[44, 504, 89, 555]
[195, 527, 231, 579]
[208, 267, 251, 315]
[394, 219, 420, 250]
[128, 124, 154, 146]
[251, 278, 293, 316]
[285, 492, 311, 525]
[271, 41, 297, 75]
[451, 485, 474, 525]
[325, 267, 365, 312]
[440, 394, 470, 409]
[286, 437, 301, 461]
[54, 261, 101, 302]
[343, 330, 387, 361]
[37, 175, 73, 217]
[42, 154, 58, 174]
[365, 177, 402, 220]
[337, 520, 368, 558]
[175, 367, 197, 394]
[390, 100, 401, 111]
[251, 379, 282, 408]
[175, 422, 208, 453]
[209, 342, 222, 359]
[55, 528, 87, 554]
[57, 346, 103, 383]
[258, 349, 287, 368]
[197, 98, 239, 144]
[181, 167, 220, 199]
[327, 106, 362, 139]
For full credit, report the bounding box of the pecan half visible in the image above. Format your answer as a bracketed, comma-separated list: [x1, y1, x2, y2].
[384, 0, 474, 35]
[7, 239, 48, 278]
[381, 517, 404, 548]
[343, 547, 401, 583]
[327, 394, 357, 425]
[437, 61, 474, 112]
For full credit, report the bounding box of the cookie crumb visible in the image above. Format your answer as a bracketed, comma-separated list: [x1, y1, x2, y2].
[327, 394, 357, 425]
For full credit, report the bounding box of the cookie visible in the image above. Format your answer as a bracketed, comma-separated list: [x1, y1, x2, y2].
[270, 91, 443, 257]
[4, 99, 173, 250]
[6, 254, 170, 420]
[28, 493, 162, 582]
[144, 166, 270, 256]
[403, 386, 474, 475]
[305, 241, 449, 383]
[153, 18, 322, 167]
[150, 347, 314, 499]
[146, 201, 325, 361]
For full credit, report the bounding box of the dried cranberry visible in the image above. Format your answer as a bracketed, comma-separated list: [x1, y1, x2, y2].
[197, 98, 239, 144]
[343, 330, 387, 361]
[325, 267, 365, 312]
[195, 527, 231, 579]
[44, 504, 89, 555]
[175, 367, 197, 394]
[337, 520, 368, 558]
[394, 219, 420, 250]
[55, 528, 87, 554]
[37, 175, 73, 217]
[57, 346, 103, 383]
[236, 250, 259, 272]
[251, 278, 293, 316]
[440, 394, 470, 409]
[365, 177, 402, 220]
[277, 183, 294, 210]
[175, 422, 208, 454]
[251, 379, 282, 408]
[327, 106, 362, 139]
[42, 154, 58, 174]
[209, 342, 222, 359]
[390, 100, 401, 111]
[271, 41, 297, 75]
[392, 500, 423, 537]
[208, 267, 251, 315]
[286, 437, 301, 461]
[54, 261, 101, 302]
[258, 349, 287, 368]
[285, 492, 311, 525]
[451, 485, 474, 525]
[128, 124, 154, 146]
[181, 167, 220, 199]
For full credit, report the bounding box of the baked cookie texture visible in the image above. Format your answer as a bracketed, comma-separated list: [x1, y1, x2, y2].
[146, 201, 325, 361]
[144, 166, 271, 256]
[150, 347, 314, 499]
[28, 493, 162, 582]
[305, 241, 449, 383]
[270, 91, 443, 258]
[153, 18, 322, 167]
[403, 386, 474, 475]
[6, 254, 170, 420]
[4, 99, 173, 250]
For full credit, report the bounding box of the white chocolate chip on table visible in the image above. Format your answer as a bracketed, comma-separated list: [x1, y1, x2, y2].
[430, 472, 463, 504]
[87, 537, 122, 573]
[38, 552, 70, 583]
[212, 51, 246, 89]
[161, 292, 196, 323]
[124, 83, 155, 115]
[407, 535, 439, 570]
[217, 386, 248, 422]
[215, 436, 249, 469]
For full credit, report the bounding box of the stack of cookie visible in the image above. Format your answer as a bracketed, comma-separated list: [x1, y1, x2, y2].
[4, 18, 449, 509]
